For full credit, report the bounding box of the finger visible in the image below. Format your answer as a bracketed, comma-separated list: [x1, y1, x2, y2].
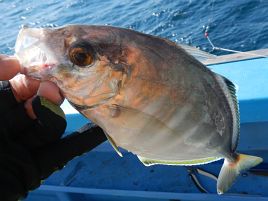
[24, 97, 37, 119]
[9, 74, 40, 102]
[24, 81, 64, 120]
[0, 55, 22, 80]
[37, 81, 64, 105]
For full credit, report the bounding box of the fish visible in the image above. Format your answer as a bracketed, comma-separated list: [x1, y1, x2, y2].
[14, 25, 262, 194]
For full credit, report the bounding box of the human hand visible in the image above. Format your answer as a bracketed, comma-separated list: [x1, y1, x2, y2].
[0, 54, 64, 119]
[0, 54, 106, 201]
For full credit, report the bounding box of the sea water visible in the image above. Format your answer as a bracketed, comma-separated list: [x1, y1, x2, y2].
[0, 0, 268, 56]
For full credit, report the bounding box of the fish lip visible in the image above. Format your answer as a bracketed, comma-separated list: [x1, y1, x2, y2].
[23, 67, 42, 80]
[23, 63, 57, 80]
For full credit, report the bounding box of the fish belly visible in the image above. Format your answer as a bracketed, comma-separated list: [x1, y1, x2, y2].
[83, 103, 224, 162]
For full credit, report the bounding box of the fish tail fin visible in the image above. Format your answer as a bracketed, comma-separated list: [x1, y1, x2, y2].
[217, 153, 263, 194]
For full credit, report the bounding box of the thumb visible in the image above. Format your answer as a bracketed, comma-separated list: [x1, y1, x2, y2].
[0, 55, 22, 80]
[24, 81, 64, 120]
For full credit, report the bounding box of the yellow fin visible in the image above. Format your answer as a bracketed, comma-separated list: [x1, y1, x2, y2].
[137, 155, 222, 166]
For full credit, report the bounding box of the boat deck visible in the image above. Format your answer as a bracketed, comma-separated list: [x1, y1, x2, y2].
[25, 49, 268, 201]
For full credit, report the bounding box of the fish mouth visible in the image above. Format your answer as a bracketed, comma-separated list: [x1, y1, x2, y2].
[22, 63, 57, 80]
[15, 27, 59, 79]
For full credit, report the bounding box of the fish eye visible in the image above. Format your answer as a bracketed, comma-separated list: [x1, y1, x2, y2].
[68, 41, 95, 67]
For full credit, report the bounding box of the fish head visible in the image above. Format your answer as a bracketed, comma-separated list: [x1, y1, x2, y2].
[15, 25, 142, 108]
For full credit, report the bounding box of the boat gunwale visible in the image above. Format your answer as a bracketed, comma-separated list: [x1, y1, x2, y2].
[204, 48, 268, 65]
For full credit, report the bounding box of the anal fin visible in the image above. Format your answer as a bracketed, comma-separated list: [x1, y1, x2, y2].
[137, 155, 221, 166]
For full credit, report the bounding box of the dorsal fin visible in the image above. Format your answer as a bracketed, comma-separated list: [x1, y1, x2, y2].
[216, 74, 240, 151]
[178, 44, 216, 62]
[222, 76, 239, 116]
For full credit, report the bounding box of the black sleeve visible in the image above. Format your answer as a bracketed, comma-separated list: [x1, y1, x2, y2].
[0, 139, 41, 201]
[0, 81, 66, 201]
[0, 81, 18, 113]
[0, 82, 41, 201]
[0, 81, 34, 138]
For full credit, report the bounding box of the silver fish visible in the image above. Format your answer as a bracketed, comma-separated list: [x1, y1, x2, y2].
[15, 25, 262, 194]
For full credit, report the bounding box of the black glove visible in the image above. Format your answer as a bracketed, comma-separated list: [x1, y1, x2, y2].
[0, 81, 107, 201]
